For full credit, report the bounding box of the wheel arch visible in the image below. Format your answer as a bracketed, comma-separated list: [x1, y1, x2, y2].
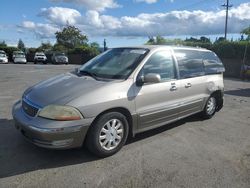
[210, 90, 224, 112]
[87, 107, 134, 139]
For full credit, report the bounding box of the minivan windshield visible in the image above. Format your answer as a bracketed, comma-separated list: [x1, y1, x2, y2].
[79, 48, 148, 80]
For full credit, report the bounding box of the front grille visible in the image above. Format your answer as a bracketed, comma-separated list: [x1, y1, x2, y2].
[22, 99, 39, 117]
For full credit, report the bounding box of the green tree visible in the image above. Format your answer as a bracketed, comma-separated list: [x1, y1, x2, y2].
[55, 26, 88, 49]
[52, 43, 67, 52]
[0, 41, 7, 47]
[241, 26, 250, 41]
[37, 42, 53, 51]
[156, 36, 166, 45]
[146, 36, 155, 45]
[90, 42, 100, 49]
[17, 39, 25, 51]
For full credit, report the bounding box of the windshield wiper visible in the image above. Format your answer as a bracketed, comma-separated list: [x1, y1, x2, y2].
[79, 70, 98, 80]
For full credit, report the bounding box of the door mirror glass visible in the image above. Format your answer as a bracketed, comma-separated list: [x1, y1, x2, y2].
[143, 73, 161, 83]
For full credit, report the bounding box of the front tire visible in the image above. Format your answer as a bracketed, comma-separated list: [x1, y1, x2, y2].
[201, 96, 217, 119]
[86, 112, 129, 157]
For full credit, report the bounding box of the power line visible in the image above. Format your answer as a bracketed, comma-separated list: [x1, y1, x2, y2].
[176, 0, 217, 11]
[221, 0, 233, 40]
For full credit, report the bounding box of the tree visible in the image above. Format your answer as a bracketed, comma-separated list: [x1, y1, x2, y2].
[55, 26, 88, 49]
[214, 37, 226, 43]
[146, 36, 155, 45]
[0, 41, 7, 47]
[200, 36, 211, 43]
[156, 36, 166, 45]
[17, 39, 25, 51]
[241, 26, 250, 41]
[37, 42, 53, 51]
[90, 42, 100, 49]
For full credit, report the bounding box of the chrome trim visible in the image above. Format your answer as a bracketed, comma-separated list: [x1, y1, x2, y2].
[28, 125, 82, 133]
[22, 97, 41, 117]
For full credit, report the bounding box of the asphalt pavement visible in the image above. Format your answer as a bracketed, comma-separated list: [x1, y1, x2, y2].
[0, 64, 250, 188]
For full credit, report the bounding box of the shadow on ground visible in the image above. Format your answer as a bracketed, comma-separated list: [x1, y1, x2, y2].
[225, 88, 250, 97]
[0, 115, 203, 178]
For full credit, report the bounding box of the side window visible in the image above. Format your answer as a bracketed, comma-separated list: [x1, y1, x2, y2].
[201, 51, 225, 74]
[174, 49, 204, 79]
[140, 50, 176, 81]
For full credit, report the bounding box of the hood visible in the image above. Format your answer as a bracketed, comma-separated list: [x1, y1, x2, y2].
[24, 73, 108, 107]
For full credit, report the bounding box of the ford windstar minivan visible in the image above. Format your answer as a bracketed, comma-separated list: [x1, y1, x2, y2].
[12, 46, 225, 157]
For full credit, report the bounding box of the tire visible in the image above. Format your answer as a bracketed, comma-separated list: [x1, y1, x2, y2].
[201, 96, 217, 119]
[86, 112, 129, 157]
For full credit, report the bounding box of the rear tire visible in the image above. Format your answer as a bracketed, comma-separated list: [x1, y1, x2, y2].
[86, 112, 129, 158]
[201, 96, 217, 119]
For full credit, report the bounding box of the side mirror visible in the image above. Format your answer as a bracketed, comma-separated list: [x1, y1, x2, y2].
[137, 73, 161, 86]
[144, 73, 161, 83]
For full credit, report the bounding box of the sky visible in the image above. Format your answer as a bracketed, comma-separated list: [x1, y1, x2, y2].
[0, 0, 250, 48]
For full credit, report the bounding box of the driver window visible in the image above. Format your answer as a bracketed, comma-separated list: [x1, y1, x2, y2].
[140, 50, 176, 81]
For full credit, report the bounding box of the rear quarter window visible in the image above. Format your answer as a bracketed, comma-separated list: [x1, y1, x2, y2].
[174, 49, 204, 79]
[201, 51, 225, 74]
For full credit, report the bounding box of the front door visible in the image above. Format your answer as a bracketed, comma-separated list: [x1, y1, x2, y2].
[134, 50, 182, 132]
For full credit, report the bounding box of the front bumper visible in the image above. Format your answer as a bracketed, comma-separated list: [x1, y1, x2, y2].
[34, 58, 46, 62]
[55, 58, 68, 64]
[12, 100, 94, 149]
[0, 58, 8, 63]
[14, 60, 27, 64]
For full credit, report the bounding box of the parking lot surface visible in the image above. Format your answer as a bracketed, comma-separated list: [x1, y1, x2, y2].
[0, 64, 250, 188]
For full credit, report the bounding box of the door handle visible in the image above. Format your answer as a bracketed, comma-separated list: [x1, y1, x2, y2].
[185, 83, 192, 88]
[170, 85, 177, 91]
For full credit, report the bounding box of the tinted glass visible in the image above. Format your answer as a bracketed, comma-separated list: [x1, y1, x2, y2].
[140, 50, 176, 81]
[174, 49, 204, 79]
[201, 51, 225, 74]
[0, 53, 6, 57]
[79, 48, 148, 79]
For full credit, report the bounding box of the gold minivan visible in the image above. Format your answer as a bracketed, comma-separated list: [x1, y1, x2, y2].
[12, 45, 225, 157]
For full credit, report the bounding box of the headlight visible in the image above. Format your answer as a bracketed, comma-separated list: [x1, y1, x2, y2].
[38, 105, 83, 121]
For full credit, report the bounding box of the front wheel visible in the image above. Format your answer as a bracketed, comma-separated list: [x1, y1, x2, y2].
[86, 112, 129, 157]
[201, 96, 217, 119]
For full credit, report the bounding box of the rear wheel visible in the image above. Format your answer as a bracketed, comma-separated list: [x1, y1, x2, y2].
[86, 112, 129, 157]
[201, 96, 217, 119]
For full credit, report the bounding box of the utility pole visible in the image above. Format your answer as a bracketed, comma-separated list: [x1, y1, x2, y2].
[103, 39, 107, 52]
[222, 0, 233, 40]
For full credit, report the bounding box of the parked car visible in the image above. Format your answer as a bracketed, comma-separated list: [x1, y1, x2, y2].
[0, 50, 8, 63]
[12, 51, 25, 61]
[12, 46, 225, 157]
[13, 52, 27, 64]
[52, 52, 68, 64]
[34, 52, 47, 64]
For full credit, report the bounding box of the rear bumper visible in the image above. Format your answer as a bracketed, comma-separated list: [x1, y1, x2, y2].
[12, 101, 94, 149]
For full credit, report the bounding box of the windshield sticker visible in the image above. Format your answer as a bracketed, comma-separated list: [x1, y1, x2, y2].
[130, 50, 146, 54]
